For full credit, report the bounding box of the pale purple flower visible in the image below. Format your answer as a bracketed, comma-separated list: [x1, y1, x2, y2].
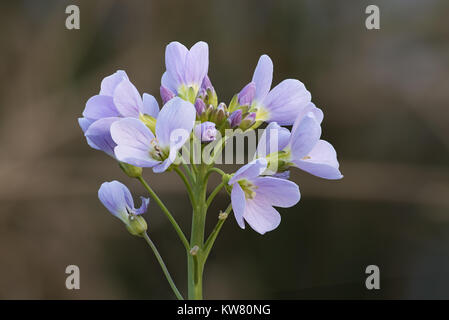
[194, 121, 217, 142]
[239, 55, 312, 125]
[161, 41, 209, 99]
[110, 97, 196, 173]
[79, 70, 160, 156]
[287, 110, 342, 180]
[98, 180, 149, 225]
[228, 158, 301, 235]
[256, 104, 342, 180]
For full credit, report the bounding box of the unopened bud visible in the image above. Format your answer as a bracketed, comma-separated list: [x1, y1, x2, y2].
[239, 112, 256, 131]
[194, 98, 206, 115]
[194, 121, 217, 142]
[218, 211, 228, 220]
[190, 245, 200, 256]
[228, 109, 242, 128]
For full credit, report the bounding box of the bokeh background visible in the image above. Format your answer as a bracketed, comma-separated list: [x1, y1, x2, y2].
[1, 0, 448, 299]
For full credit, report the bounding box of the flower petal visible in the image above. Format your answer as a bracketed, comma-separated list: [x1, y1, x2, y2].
[256, 122, 291, 158]
[100, 70, 129, 96]
[292, 102, 324, 130]
[78, 117, 94, 133]
[98, 180, 132, 223]
[79, 118, 100, 149]
[135, 196, 150, 215]
[252, 55, 273, 102]
[82, 95, 120, 120]
[155, 97, 196, 148]
[165, 41, 188, 89]
[142, 93, 160, 118]
[293, 140, 343, 180]
[184, 41, 209, 88]
[231, 182, 246, 229]
[152, 147, 177, 173]
[262, 79, 312, 125]
[238, 82, 256, 105]
[253, 177, 300, 207]
[113, 79, 144, 118]
[114, 145, 160, 168]
[243, 198, 281, 235]
[228, 158, 267, 185]
[111, 118, 154, 151]
[289, 112, 321, 160]
[84, 117, 120, 157]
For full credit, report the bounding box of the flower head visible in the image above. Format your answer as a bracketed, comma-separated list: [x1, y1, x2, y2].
[237, 55, 312, 125]
[161, 41, 209, 103]
[255, 104, 342, 180]
[79, 70, 160, 156]
[98, 180, 149, 235]
[228, 158, 301, 234]
[111, 97, 196, 173]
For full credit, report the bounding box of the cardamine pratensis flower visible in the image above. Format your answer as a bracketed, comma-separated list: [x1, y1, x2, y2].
[161, 41, 209, 103]
[256, 104, 342, 180]
[98, 180, 149, 236]
[79, 70, 160, 156]
[237, 55, 312, 125]
[228, 158, 300, 235]
[110, 97, 196, 173]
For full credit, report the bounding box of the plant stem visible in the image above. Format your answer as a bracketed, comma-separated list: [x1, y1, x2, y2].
[205, 167, 226, 180]
[187, 164, 208, 299]
[203, 203, 232, 261]
[174, 166, 195, 205]
[137, 176, 190, 251]
[206, 182, 225, 208]
[142, 232, 184, 300]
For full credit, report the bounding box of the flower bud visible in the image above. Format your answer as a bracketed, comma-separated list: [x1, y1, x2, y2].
[119, 162, 142, 178]
[239, 112, 256, 131]
[215, 103, 227, 123]
[228, 109, 242, 128]
[194, 98, 206, 115]
[160, 85, 175, 104]
[126, 214, 148, 236]
[194, 121, 217, 142]
[190, 245, 200, 255]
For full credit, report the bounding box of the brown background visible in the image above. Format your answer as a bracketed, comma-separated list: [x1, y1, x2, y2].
[0, 0, 449, 299]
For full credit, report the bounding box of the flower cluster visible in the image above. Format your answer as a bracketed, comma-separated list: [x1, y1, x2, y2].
[79, 41, 342, 236]
[79, 41, 343, 299]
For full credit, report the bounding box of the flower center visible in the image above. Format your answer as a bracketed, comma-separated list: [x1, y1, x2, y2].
[238, 179, 257, 200]
[148, 138, 167, 161]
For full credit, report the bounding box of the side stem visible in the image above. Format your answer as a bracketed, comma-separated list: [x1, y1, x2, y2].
[142, 232, 184, 300]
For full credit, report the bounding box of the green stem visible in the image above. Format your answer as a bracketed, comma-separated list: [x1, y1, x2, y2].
[142, 232, 184, 300]
[206, 182, 225, 208]
[137, 176, 190, 251]
[174, 166, 195, 205]
[187, 164, 208, 299]
[205, 167, 226, 180]
[203, 203, 232, 261]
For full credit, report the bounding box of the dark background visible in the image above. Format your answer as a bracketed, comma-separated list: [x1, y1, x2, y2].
[0, 0, 448, 299]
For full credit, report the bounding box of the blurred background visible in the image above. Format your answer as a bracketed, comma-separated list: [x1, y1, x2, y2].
[0, 0, 448, 299]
